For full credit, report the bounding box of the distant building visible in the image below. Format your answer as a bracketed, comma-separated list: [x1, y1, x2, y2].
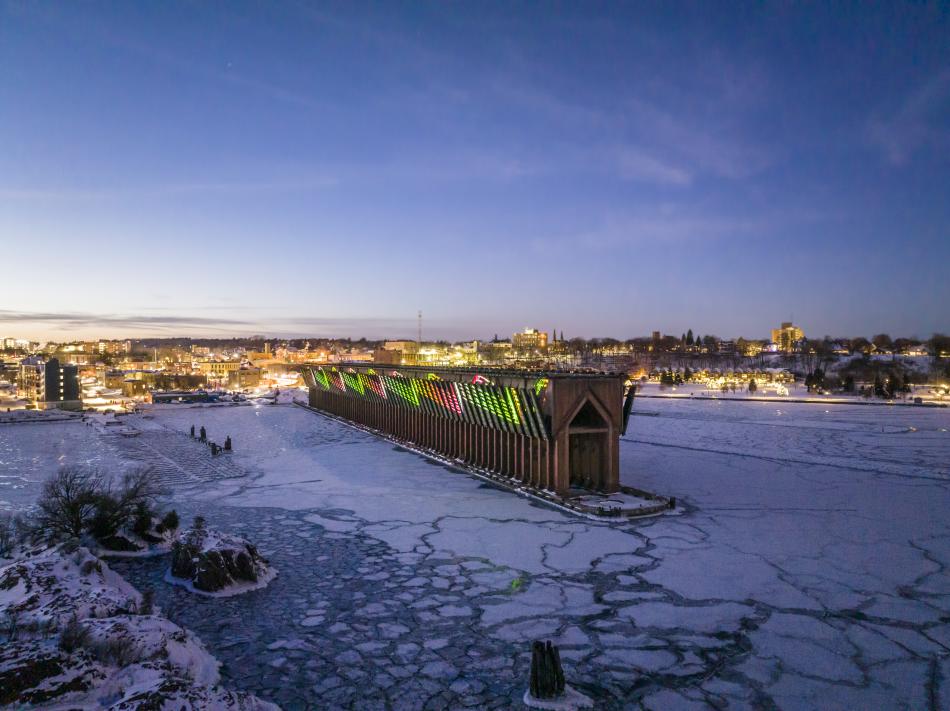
[45, 358, 81, 407]
[0, 360, 18, 383]
[373, 348, 402, 365]
[740, 340, 766, 357]
[330, 350, 374, 363]
[53, 350, 93, 365]
[381, 341, 420, 365]
[771, 322, 804, 353]
[512, 328, 548, 351]
[122, 379, 151, 398]
[17, 356, 45, 402]
[18, 356, 82, 409]
[97, 339, 131, 356]
[149, 390, 217, 404]
[228, 367, 262, 389]
[196, 361, 242, 379]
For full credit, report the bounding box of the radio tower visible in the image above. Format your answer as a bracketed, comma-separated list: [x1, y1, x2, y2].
[417, 310, 422, 345]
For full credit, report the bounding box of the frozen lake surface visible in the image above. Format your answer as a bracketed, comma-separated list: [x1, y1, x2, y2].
[0, 420, 115, 511]
[3, 398, 949, 709]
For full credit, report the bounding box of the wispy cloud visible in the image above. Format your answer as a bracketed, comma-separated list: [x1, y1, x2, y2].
[620, 97, 772, 181]
[268, 316, 494, 341]
[6, 2, 334, 113]
[0, 310, 496, 340]
[478, 68, 771, 186]
[0, 310, 250, 332]
[534, 203, 832, 253]
[0, 179, 337, 202]
[549, 213, 762, 251]
[613, 146, 692, 186]
[867, 69, 950, 165]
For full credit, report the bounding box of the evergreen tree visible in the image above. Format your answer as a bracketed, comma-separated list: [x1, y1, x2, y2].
[748, 378, 757, 393]
[886, 371, 902, 398]
[686, 329, 694, 346]
[684, 366, 692, 381]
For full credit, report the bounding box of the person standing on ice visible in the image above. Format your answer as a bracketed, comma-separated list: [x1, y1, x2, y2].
[190, 425, 195, 438]
[199, 426, 206, 442]
[224, 435, 231, 451]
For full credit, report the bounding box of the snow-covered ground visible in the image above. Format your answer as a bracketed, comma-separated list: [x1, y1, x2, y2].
[623, 399, 950, 708]
[0, 544, 278, 710]
[638, 380, 950, 404]
[0, 421, 114, 512]
[2, 397, 949, 709]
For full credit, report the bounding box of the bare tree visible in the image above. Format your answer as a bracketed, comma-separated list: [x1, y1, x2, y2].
[90, 468, 164, 539]
[36, 467, 104, 539]
[0, 513, 14, 558]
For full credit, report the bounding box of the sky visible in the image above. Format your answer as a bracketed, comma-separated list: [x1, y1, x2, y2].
[1, 2, 948, 342]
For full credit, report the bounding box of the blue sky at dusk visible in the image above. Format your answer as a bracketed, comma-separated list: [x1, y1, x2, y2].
[1, 2, 948, 341]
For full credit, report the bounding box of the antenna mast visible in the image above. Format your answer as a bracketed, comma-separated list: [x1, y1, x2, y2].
[417, 310, 422, 344]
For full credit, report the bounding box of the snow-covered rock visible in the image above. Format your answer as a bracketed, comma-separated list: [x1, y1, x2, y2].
[0, 544, 142, 623]
[0, 543, 279, 710]
[169, 527, 276, 596]
[94, 515, 180, 558]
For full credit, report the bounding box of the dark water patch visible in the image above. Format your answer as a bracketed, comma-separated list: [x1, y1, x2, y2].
[110, 503, 540, 710]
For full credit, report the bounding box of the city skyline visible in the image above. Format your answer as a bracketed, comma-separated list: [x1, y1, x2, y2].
[0, 316, 942, 347]
[2, 3, 948, 340]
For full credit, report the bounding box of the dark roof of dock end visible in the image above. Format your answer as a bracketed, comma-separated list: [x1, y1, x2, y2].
[319, 363, 627, 380]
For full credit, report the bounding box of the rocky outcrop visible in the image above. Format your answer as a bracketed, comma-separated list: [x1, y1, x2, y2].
[97, 534, 144, 553]
[169, 528, 275, 596]
[95, 514, 180, 557]
[0, 543, 279, 710]
[1, 543, 141, 622]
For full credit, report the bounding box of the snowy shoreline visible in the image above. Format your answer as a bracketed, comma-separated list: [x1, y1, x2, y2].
[638, 392, 948, 407]
[0, 543, 280, 709]
[164, 565, 278, 598]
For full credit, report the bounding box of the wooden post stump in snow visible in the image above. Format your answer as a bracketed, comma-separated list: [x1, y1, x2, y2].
[530, 640, 565, 699]
[524, 640, 592, 709]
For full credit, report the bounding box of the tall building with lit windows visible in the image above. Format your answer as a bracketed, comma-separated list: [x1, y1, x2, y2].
[44, 358, 81, 406]
[512, 328, 548, 352]
[17, 356, 82, 409]
[17, 356, 45, 402]
[771, 322, 804, 353]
